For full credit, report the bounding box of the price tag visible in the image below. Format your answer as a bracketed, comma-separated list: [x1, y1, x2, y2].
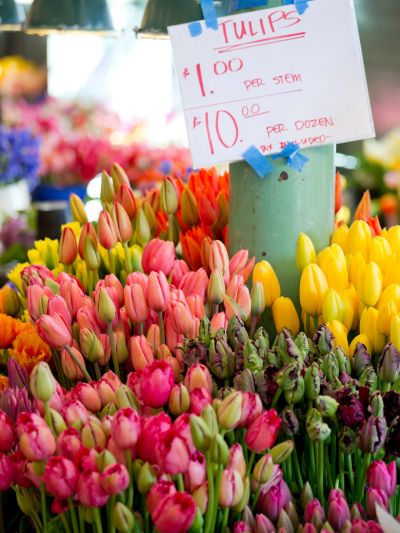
[168, 0, 375, 168]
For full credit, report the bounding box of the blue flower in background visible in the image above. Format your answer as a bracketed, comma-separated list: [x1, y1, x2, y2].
[0, 126, 41, 192]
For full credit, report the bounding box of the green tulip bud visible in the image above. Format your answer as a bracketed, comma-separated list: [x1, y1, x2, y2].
[276, 363, 301, 391]
[29, 362, 55, 403]
[251, 281, 265, 317]
[315, 395, 339, 418]
[160, 176, 179, 215]
[115, 385, 139, 411]
[269, 440, 294, 464]
[189, 415, 212, 452]
[370, 391, 384, 417]
[278, 509, 294, 533]
[100, 171, 114, 205]
[300, 482, 314, 509]
[112, 503, 135, 533]
[253, 454, 275, 483]
[210, 434, 229, 465]
[217, 391, 242, 430]
[304, 363, 320, 400]
[137, 463, 157, 495]
[338, 427, 357, 455]
[284, 377, 304, 404]
[320, 352, 339, 381]
[201, 405, 219, 436]
[48, 408, 67, 436]
[359, 366, 378, 391]
[233, 476, 250, 513]
[244, 340, 263, 374]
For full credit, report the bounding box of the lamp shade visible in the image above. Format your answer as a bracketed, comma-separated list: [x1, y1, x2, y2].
[136, 0, 229, 38]
[0, 0, 25, 31]
[26, 0, 114, 35]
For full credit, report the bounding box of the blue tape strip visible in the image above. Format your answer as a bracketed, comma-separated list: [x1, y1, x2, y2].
[282, 0, 309, 14]
[271, 142, 309, 172]
[228, 0, 268, 13]
[188, 21, 203, 36]
[200, 0, 219, 30]
[243, 146, 273, 178]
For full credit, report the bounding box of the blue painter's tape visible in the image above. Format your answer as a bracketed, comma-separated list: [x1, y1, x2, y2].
[288, 152, 309, 172]
[228, 0, 268, 13]
[271, 142, 309, 172]
[188, 21, 203, 36]
[282, 0, 309, 14]
[243, 146, 273, 178]
[200, 0, 219, 30]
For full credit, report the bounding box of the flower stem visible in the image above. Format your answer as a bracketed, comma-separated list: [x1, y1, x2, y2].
[338, 451, 345, 492]
[93, 508, 103, 533]
[123, 242, 132, 273]
[65, 345, 92, 383]
[94, 363, 102, 381]
[125, 451, 134, 509]
[292, 444, 304, 492]
[355, 452, 371, 504]
[221, 508, 229, 532]
[246, 451, 256, 478]
[204, 452, 215, 533]
[44, 401, 56, 436]
[249, 316, 257, 339]
[158, 312, 165, 345]
[176, 474, 185, 492]
[271, 387, 282, 408]
[108, 249, 115, 275]
[67, 499, 79, 533]
[347, 454, 355, 502]
[78, 507, 85, 533]
[317, 441, 324, 505]
[40, 484, 48, 533]
[61, 514, 72, 533]
[108, 495, 116, 533]
[107, 323, 120, 379]
[167, 214, 174, 243]
[212, 465, 224, 530]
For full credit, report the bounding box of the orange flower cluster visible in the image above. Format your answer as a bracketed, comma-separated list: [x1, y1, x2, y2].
[0, 314, 51, 373]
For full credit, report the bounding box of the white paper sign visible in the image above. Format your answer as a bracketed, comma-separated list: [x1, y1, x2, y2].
[168, 0, 375, 168]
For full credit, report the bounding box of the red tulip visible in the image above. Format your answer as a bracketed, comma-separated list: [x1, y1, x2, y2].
[151, 491, 197, 533]
[101, 463, 130, 495]
[36, 313, 72, 349]
[142, 238, 176, 276]
[43, 456, 79, 499]
[245, 409, 281, 453]
[77, 471, 109, 507]
[111, 408, 141, 450]
[136, 413, 172, 464]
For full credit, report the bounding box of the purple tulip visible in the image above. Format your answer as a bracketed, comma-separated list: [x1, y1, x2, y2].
[327, 488, 350, 531]
[256, 478, 291, 522]
[366, 488, 389, 519]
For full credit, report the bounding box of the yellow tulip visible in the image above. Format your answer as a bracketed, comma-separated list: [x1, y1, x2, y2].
[341, 289, 356, 331]
[296, 233, 316, 272]
[347, 220, 371, 260]
[252, 261, 281, 307]
[27, 238, 60, 270]
[357, 262, 382, 307]
[272, 297, 300, 335]
[331, 224, 349, 253]
[386, 226, 400, 253]
[390, 314, 400, 350]
[377, 300, 398, 335]
[349, 334, 371, 356]
[383, 253, 400, 287]
[360, 307, 386, 353]
[322, 289, 345, 323]
[378, 284, 400, 310]
[300, 263, 328, 316]
[347, 252, 366, 286]
[326, 320, 349, 356]
[7, 262, 29, 295]
[369, 236, 391, 274]
[317, 247, 348, 292]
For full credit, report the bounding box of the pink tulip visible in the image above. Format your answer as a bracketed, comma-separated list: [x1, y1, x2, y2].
[367, 460, 397, 497]
[96, 373, 121, 406]
[101, 463, 130, 495]
[101, 274, 124, 307]
[238, 393, 263, 428]
[43, 456, 79, 499]
[76, 306, 102, 336]
[256, 479, 291, 521]
[184, 451, 206, 492]
[77, 471, 109, 507]
[98, 334, 112, 366]
[130, 335, 154, 371]
[113, 202, 132, 243]
[0, 410, 15, 452]
[171, 259, 190, 287]
[366, 488, 389, 519]
[27, 285, 47, 321]
[36, 313, 72, 349]
[165, 314, 184, 352]
[21, 264, 55, 288]
[57, 428, 83, 461]
[111, 408, 141, 450]
[219, 468, 244, 507]
[137, 360, 174, 409]
[327, 488, 351, 530]
[179, 269, 209, 302]
[0, 453, 14, 491]
[98, 210, 118, 250]
[301, 525, 318, 533]
[173, 414, 196, 455]
[169, 300, 195, 337]
[254, 514, 275, 533]
[142, 238, 176, 276]
[304, 498, 325, 523]
[61, 346, 86, 381]
[147, 324, 161, 352]
[136, 413, 172, 465]
[151, 491, 197, 533]
[17, 413, 56, 461]
[245, 409, 281, 453]
[237, 285, 251, 320]
[234, 521, 253, 533]
[228, 444, 246, 479]
[124, 284, 149, 324]
[229, 250, 255, 283]
[8, 451, 29, 488]
[189, 387, 213, 416]
[71, 383, 102, 413]
[146, 480, 177, 516]
[186, 294, 205, 320]
[126, 271, 148, 293]
[209, 240, 230, 285]
[77, 447, 100, 473]
[60, 278, 85, 318]
[148, 271, 170, 313]
[227, 275, 245, 300]
[184, 364, 213, 395]
[210, 312, 228, 332]
[47, 295, 72, 325]
[61, 400, 89, 427]
[351, 518, 384, 533]
[156, 427, 190, 475]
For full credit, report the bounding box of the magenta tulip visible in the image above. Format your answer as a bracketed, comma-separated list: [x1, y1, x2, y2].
[17, 413, 56, 461]
[57, 427, 83, 461]
[156, 428, 190, 475]
[136, 413, 172, 465]
[256, 479, 291, 521]
[146, 480, 177, 515]
[327, 488, 351, 530]
[0, 410, 15, 452]
[77, 471, 109, 507]
[0, 453, 14, 490]
[367, 460, 397, 497]
[43, 456, 79, 499]
[101, 463, 130, 495]
[138, 360, 174, 409]
[366, 488, 389, 519]
[151, 491, 197, 533]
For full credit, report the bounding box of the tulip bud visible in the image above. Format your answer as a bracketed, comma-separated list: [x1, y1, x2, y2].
[168, 384, 190, 416]
[253, 454, 275, 483]
[112, 502, 135, 533]
[160, 176, 179, 215]
[280, 408, 299, 437]
[137, 462, 157, 495]
[322, 289, 345, 323]
[84, 234, 100, 271]
[207, 269, 225, 306]
[59, 227, 78, 265]
[219, 468, 244, 508]
[315, 396, 339, 418]
[269, 441, 294, 464]
[358, 262, 383, 307]
[378, 343, 400, 384]
[348, 219, 372, 260]
[201, 404, 219, 436]
[272, 297, 300, 335]
[218, 391, 242, 430]
[181, 187, 199, 228]
[250, 281, 265, 317]
[366, 488, 389, 519]
[210, 434, 229, 465]
[70, 193, 87, 224]
[95, 287, 116, 324]
[252, 261, 281, 307]
[80, 328, 105, 363]
[143, 202, 158, 235]
[189, 415, 211, 451]
[48, 408, 67, 435]
[277, 509, 294, 533]
[296, 233, 316, 271]
[135, 208, 151, 247]
[113, 203, 133, 243]
[100, 170, 114, 205]
[111, 163, 130, 191]
[304, 363, 320, 400]
[115, 385, 139, 411]
[29, 362, 55, 402]
[351, 341, 371, 376]
[98, 211, 118, 250]
[300, 263, 328, 316]
[82, 420, 107, 449]
[357, 416, 387, 453]
[254, 514, 275, 533]
[300, 482, 314, 509]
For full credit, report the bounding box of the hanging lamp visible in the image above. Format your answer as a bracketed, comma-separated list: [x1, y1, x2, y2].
[0, 0, 25, 31]
[135, 0, 228, 38]
[25, 0, 114, 35]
